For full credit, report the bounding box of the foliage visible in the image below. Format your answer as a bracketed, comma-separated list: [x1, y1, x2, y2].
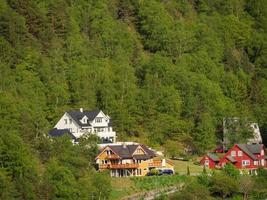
[0, 0, 267, 198]
[131, 175, 186, 191]
[223, 163, 240, 179]
[210, 173, 238, 199]
[170, 179, 212, 200]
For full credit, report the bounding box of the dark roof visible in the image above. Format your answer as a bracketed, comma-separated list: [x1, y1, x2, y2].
[105, 144, 155, 159]
[67, 109, 101, 127]
[237, 144, 262, 160]
[226, 155, 237, 163]
[207, 153, 220, 162]
[49, 128, 76, 140]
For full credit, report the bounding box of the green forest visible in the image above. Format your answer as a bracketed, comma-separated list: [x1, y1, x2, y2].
[0, 0, 267, 199]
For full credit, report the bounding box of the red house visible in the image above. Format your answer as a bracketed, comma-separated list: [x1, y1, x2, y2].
[219, 144, 266, 170]
[200, 153, 220, 169]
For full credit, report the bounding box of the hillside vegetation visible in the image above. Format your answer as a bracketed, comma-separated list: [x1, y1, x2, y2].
[0, 0, 267, 199]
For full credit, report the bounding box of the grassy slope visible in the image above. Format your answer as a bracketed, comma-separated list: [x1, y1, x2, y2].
[110, 175, 186, 200]
[172, 159, 208, 174]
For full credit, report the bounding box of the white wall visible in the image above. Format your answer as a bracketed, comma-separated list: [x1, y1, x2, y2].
[90, 111, 110, 127]
[54, 113, 80, 138]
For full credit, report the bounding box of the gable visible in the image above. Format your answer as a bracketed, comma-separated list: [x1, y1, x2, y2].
[55, 112, 80, 128]
[224, 144, 257, 161]
[80, 115, 88, 124]
[93, 110, 109, 123]
[96, 146, 121, 160]
[133, 146, 146, 155]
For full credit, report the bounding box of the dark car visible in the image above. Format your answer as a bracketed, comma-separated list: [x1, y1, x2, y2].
[161, 169, 174, 175]
[147, 169, 174, 176]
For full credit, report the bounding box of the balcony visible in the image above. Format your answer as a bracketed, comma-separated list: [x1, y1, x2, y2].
[99, 163, 139, 169]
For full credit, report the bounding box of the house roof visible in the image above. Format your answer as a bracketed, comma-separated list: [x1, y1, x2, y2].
[236, 144, 262, 160]
[49, 128, 76, 140]
[67, 109, 101, 127]
[100, 144, 155, 159]
[226, 155, 237, 163]
[207, 153, 220, 162]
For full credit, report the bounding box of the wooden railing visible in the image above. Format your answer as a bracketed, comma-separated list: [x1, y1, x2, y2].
[148, 159, 174, 167]
[99, 163, 139, 169]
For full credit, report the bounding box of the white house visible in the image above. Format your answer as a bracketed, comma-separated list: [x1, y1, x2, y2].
[49, 108, 116, 143]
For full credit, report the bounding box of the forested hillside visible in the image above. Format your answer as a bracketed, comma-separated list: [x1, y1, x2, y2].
[0, 0, 267, 199]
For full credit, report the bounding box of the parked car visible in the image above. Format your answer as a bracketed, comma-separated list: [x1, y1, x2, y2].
[147, 168, 174, 176]
[161, 169, 174, 175]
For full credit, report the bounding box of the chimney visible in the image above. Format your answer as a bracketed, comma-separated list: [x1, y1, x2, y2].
[80, 108, 83, 113]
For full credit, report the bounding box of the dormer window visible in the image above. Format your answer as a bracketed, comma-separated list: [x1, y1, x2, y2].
[81, 116, 88, 124]
[96, 117, 102, 123]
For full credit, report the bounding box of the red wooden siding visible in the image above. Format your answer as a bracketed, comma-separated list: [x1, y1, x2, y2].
[218, 144, 263, 169]
[200, 155, 217, 169]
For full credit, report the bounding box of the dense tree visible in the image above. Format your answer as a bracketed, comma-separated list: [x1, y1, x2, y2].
[0, 0, 267, 198]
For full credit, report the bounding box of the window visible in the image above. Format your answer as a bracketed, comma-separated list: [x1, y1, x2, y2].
[205, 160, 209, 166]
[242, 160, 250, 166]
[238, 151, 243, 157]
[101, 160, 108, 164]
[95, 117, 102, 123]
[69, 119, 72, 124]
[106, 150, 113, 155]
[135, 148, 143, 155]
[254, 161, 258, 166]
[64, 119, 67, 124]
[231, 151, 236, 157]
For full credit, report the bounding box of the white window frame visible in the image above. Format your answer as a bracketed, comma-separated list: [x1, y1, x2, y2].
[231, 151, 236, 157]
[205, 160, 209, 166]
[242, 160, 250, 167]
[95, 117, 102, 123]
[64, 119, 68, 124]
[238, 151, 243, 157]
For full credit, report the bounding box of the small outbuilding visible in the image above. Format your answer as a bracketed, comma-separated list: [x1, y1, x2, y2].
[200, 153, 220, 169]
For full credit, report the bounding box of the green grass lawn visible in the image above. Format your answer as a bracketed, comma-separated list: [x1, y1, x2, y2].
[171, 159, 209, 174]
[110, 175, 187, 200]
